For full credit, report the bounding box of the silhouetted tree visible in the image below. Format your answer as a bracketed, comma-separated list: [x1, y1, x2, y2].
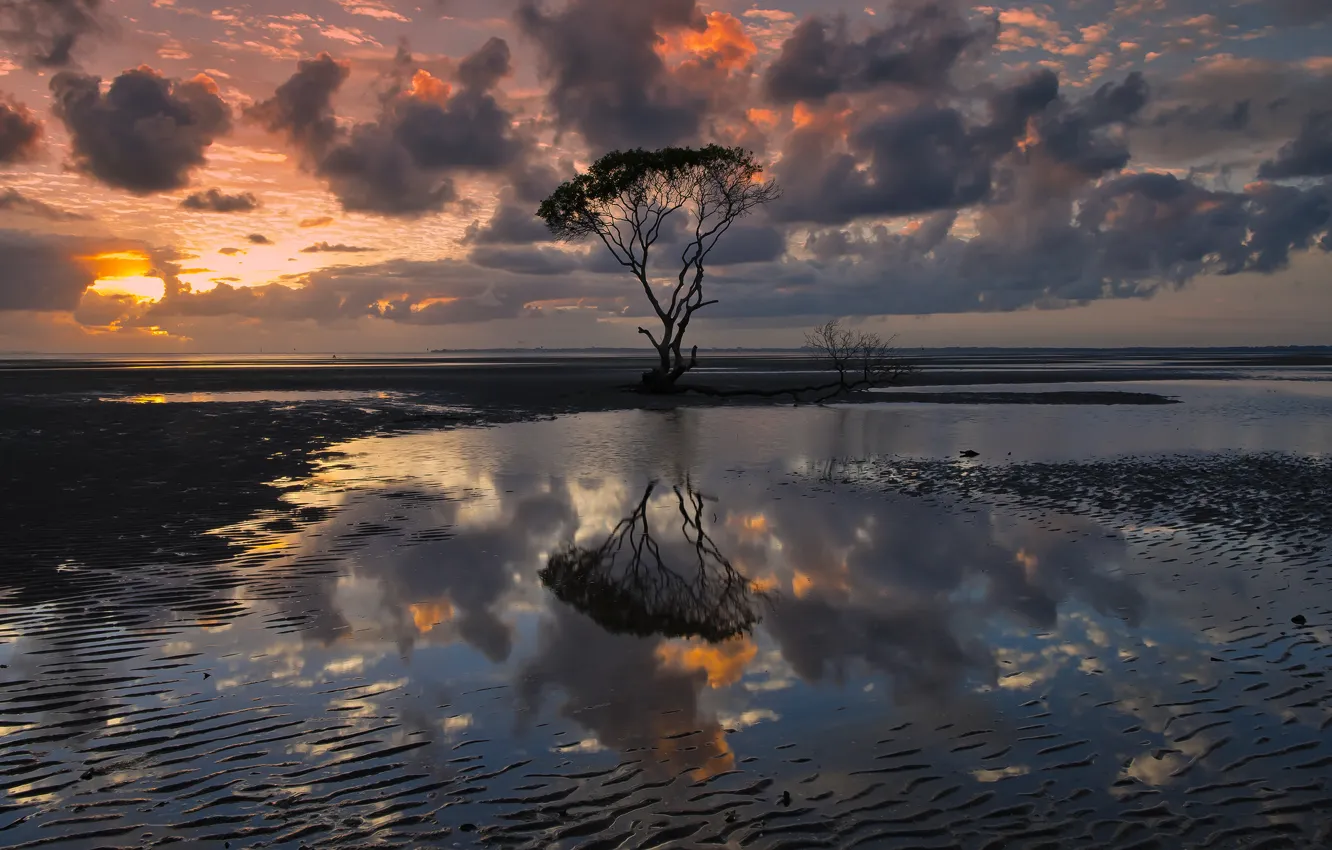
[538, 146, 780, 392]
[804, 318, 912, 400]
[540, 481, 763, 642]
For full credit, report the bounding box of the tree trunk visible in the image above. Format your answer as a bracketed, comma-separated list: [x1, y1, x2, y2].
[641, 335, 694, 393]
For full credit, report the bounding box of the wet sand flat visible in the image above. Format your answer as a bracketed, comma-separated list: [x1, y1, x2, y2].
[1, 353, 1331, 848]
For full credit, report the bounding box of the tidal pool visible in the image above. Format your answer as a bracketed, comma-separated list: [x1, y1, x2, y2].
[1, 392, 1330, 849]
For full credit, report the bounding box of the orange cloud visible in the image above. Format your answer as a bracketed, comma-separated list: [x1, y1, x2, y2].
[410, 296, 459, 312]
[186, 72, 223, 95]
[659, 12, 757, 72]
[408, 69, 451, 104]
[80, 249, 154, 279]
[410, 599, 455, 633]
[657, 636, 757, 688]
[999, 8, 1063, 39]
[792, 102, 854, 137]
[746, 108, 780, 132]
[792, 571, 814, 598]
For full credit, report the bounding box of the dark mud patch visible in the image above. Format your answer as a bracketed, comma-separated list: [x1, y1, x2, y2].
[832, 452, 1332, 551]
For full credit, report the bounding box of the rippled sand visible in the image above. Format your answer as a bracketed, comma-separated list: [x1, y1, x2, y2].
[2, 360, 1331, 848]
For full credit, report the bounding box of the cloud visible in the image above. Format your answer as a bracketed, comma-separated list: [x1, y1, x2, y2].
[462, 193, 552, 245]
[769, 63, 1151, 227]
[246, 233, 272, 244]
[0, 229, 101, 310]
[461, 157, 577, 247]
[298, 216, 336, 228]
[0, 0, 107, 68]
[468, 244, 584, 275]
[249, 42, 529, 217]
[456, 33, 511, 91]
[145, 253, 631, 327]
[698, 223, 787, 264]
[763, 0, 997, 104]
[50, 66, 232, 194]
[392, 47, 524, 172]
[517, 604, 731, 777]
[721, 174, 1332, 318]
[0, 187, 91, 220]
[71, 289, 139, 327]
[300, 241, 375, 252]
[179, 188, 260, 213]
[0, 94, 41, 163]
[771, 69, 1059, 224]
[516, 0, 712, 150]
[1133, 57, 1332, 165]
[1032, 72, 1147, 177]
[1259, 111, 1332, 179]
[245, 52, 348, 161]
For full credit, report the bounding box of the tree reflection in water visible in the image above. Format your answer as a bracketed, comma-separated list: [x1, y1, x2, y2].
[540, 480, 763, 642]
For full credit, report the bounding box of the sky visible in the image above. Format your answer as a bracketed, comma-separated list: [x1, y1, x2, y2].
[0, 0, 1329, 352]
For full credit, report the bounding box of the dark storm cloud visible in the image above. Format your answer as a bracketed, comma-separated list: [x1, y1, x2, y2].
[771, 69, 1061, 224]
[1259, 111, 1332, 179]
[469, 244, 584, 275]
[461, 160, 572, 246]
[976, 68, 1059, 151]
[50, 67, 231, 194]
[317, 123, 457, 216]
[1033, 72, 1147, 177]
[250, 43, 529, 218]
[0, 229, 99, 310]
[759, 2, 1151, 228]
[0, 0, 107, 68]
[180, 188, 260, 213]
[1074, 172, 1330, 278]
[717, 174, 1332, 319]
[393, 85, 523, 171]
[0, 95, 42, 164]
[0, 187, 90, 220]
[516, 0, 709, 150]
[763, 0, 997, 105]
[245, 53, 348, 161]
[461, 191, 553, 245]
[456, 35, 512, 91]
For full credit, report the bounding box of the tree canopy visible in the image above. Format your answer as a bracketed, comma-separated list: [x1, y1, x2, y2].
[538, 145, 780, 389]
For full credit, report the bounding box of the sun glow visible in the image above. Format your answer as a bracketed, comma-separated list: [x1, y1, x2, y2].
[83, 250, 152, 278]
[91, 274, 167, 301]
[83, 250, 166, 301]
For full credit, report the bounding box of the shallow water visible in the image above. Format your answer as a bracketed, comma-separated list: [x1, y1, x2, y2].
[98, 390, 405, 404]
[861, 377, 1332, 458]
[2, 383, 1331, 848]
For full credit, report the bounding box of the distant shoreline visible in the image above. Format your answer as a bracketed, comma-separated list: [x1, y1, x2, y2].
[2, 344, 1330, 361]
